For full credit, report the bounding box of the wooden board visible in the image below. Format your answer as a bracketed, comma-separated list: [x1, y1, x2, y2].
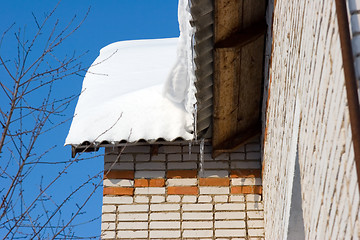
[213, 0, 266, 157]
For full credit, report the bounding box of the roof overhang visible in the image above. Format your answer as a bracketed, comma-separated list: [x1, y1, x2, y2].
[211, 0, 267, 157]
[69, 0, 267, 157]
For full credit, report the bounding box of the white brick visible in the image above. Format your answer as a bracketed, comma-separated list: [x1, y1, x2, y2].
[150, 204, 180, 211]
[200, 170, 229, 178]
[245, 194, 262, 202]
[247, 220, 264, 228]
[183, 230, 213, 238]
[166, 195, 181, 202]
[203, 161, 229, 169]
[247, 202, 264, 210]
[215, 220, 246, 229]
[135, 154, 150, 161]
[167, 154, 182, 161]
[182, 195, 197, 203]
[348, 0, 360, 12]
[214, 153, 230, 160]
[103, 196, 133, 204]
[182, 212, 213, 220]
[134, 196, 149, 203]
[149, 221, 180, 229]
[150, 154, 166, 161]
[167, 162, 197, 169]
[117, 230, 148, 239]
[200, 187, 230, 195]
[246, 152, 261, 160]
[234, 145, 245, 152]
[246, 143, 261, 151]
[231, 178, 262, 186]
[135, 170, 165, 178]
[134, 187, 165, 195]
[118, 213, 148, 221]
[161, 145, 182, 153]
[203, 153, 214, 160]
[117, 154, 134, 161]
[102, 205, 116, 213]
[101, 222, 116, 231]
[166, 178, 197, 186]
[183, 153, 198, 161]
[118, 204, 149, 212]
[123, 146, 150, 153]
[215, 212, 245, 220]
[150, 212, 180, 220]
[248, 228, 265, 237]
[215, 229, 246, 237]
[103, 179, 134, 187]
[231, 161, 261, 169]
[198, 195, 213, 202]
[182, 221, 213, 229]
[183, 203, 212, 211]
[104, 162, 134, 170]
[102, 231, 115, 239]
[230, 153, 246, 160]
[230, 195, 245, 202]
[214, 195, 228, 202]
[104, 154, 121, 162]
[215, 203, 245, 211]
[183, 144, 201, 153]
[102, 213, 116, 222]
[136, 162, 165, 170]
[150, 195, 165, 203]
[117, 222, 148, 230]
[150, 230, 180, 238]
[247, 211, 264, 219]
[351, 13, 360, 33]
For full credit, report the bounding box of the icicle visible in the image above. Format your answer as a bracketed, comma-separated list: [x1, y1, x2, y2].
[188, 141, 192, 160]
[199, 138, 205, 174]
[194, 103, 198, 141]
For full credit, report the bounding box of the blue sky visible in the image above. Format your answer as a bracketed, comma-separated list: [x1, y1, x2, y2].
[0, 0, 179, 238]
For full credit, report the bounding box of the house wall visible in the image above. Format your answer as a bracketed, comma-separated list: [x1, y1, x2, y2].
[101, 139, 264, 239]
[262, 0, 360, 239]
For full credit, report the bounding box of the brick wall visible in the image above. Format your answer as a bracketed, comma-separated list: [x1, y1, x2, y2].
[262, 0, 360, 239]
[101, 139, 264, 239]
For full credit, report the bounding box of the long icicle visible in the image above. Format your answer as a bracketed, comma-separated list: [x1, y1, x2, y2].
[199, 138, 205, 175]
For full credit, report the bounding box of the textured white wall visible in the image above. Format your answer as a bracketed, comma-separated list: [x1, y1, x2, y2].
[262, 0, 360, 239]
[101, 140, 265, 239]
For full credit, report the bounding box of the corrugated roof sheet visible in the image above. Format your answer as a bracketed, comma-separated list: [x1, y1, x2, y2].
[190, 0, 214, 139]
[67, 1, 215, 153]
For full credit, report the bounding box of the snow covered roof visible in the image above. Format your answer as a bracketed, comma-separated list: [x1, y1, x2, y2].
[65, 0, 197, 146]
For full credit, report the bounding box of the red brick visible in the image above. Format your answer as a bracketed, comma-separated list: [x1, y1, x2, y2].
[134, 179, 148, 187]
[167, 186, 198, 195]
[167, 170, 197, 179]
[103, 187, 134, 196]
[230, 169, 261, 178]
[104, 170, 134, 179]
[199, 178, 230, 186]
[231, 186, 262, 194]
[149, 179, 165, 187]
[134, 179, 165, 187]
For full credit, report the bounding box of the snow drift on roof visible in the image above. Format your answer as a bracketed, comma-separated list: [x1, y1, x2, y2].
[65, 38, 194, 145]
[65, 0, 195, 145]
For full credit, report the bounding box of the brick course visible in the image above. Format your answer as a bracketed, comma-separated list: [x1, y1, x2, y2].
[101, 141, 264, 239]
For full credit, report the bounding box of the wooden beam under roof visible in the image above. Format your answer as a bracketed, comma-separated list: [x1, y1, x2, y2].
[212, 0, 266, 157]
